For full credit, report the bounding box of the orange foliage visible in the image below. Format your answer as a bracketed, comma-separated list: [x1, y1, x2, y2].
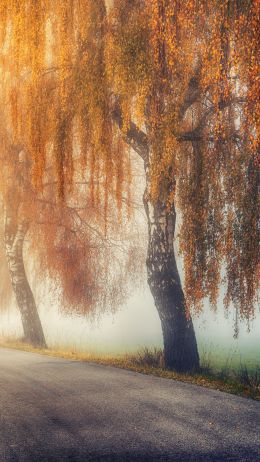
[0, 0, 258, 319]
[108, 0, 259, 318]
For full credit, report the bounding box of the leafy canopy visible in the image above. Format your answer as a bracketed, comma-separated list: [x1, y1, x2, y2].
[0, 0, 258, 321]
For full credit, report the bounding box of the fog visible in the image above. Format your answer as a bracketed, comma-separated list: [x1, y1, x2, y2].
[1, 283, 259, 368]
[1, 155, 259, 368]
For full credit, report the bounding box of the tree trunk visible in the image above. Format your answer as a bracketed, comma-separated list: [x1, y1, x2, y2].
[4, 202, 47, 348]
[143, 182, 199, 373]
[112, 99, 199, 372]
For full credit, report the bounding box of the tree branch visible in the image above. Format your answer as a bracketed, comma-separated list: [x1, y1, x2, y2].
[178, 97, 247, 142]
[111, 102, 149, 163]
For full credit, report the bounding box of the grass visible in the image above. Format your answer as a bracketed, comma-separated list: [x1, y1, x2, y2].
[0, 338, 259, 400]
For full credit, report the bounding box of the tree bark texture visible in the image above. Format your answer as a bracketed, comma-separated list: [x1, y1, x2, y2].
[143, 176, 199, 372]
[113, 100, 200, 372]
[4, 197, 47, 348]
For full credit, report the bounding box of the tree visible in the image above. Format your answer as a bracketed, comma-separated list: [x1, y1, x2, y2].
[0, 0, 258, 371]
[0, 132, 143, 347]
[0, 119, 47, 347]
[0, 214, 13, 312]
[106, 0, 259, 371]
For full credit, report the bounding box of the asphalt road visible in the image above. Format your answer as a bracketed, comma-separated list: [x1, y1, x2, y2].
[0, 348, 259, 462]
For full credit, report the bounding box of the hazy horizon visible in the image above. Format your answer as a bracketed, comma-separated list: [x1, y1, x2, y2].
[1, 283, 259, 368]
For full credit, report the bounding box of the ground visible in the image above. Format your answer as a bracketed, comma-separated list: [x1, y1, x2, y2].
[0, 347, 259, 461]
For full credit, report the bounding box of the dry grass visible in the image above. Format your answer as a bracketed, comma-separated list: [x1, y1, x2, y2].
[0, 338, 259, 400]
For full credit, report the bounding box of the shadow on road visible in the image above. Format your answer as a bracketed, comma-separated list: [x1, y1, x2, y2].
[4, 448, 259, 462]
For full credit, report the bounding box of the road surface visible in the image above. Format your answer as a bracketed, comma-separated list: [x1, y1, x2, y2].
[0, 348, 259, 461]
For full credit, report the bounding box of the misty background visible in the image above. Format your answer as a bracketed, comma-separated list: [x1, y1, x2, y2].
[1, 154, 259, 368]
[1, 286, 259, 367]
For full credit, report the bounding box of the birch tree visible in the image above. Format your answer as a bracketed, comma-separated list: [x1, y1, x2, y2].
[0, 0, 258, 370]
